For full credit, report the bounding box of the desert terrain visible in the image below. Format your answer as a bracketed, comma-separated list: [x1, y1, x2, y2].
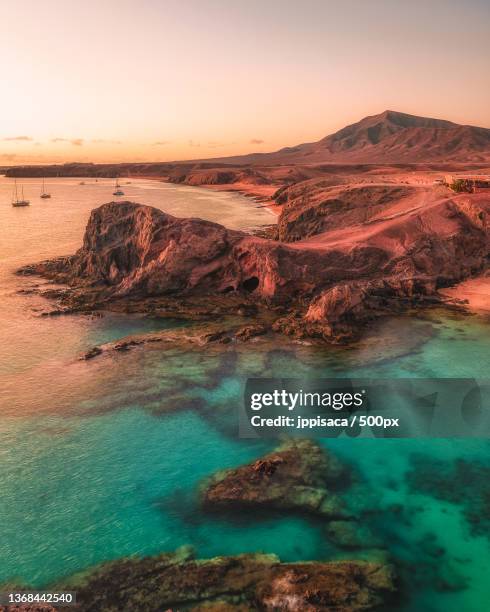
[8, 111, 490, 342]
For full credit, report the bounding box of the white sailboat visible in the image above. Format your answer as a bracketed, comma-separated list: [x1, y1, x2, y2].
[40, 177, 51, 199]
[113, 179, 124, 196]
[12, 180, 30, 207]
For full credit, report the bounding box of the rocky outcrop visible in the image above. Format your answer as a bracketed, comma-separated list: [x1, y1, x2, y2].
[52, 549, 396, 611]
[276, 183, 415, 242]
[17, 201, 393, 303]
[169, 167, 270, 187]
[201, 440, 350, 518]
[275, 278, 437, 343]
[19, 190, 490, 342]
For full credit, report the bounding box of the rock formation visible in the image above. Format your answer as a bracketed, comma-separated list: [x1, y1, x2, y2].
[275, 183, 415, 242]
[51, 548, 396, 611]
[19, 185, 489, 342]
[201, 440, 349, 518]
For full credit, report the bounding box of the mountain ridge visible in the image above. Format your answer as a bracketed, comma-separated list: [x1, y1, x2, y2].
[215, 110, 490, 165]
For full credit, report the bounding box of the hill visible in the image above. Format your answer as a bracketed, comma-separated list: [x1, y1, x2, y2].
[216, 110, 490, 165]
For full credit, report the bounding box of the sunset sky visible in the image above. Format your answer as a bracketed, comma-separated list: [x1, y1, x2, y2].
[1, 0, 489, 165]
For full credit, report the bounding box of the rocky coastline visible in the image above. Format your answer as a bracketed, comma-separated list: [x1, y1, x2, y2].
[1, 441, 399, 611]
[9, 549, 392, 611]
[17, 184, 490, 344]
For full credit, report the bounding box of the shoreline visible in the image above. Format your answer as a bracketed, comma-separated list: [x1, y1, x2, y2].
[440, 274, 490, 314]
[203, 181, 281, 216]
[128, 173, 281, 217]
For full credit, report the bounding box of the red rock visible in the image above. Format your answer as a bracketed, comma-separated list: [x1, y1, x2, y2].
[20, 188, 490, 342]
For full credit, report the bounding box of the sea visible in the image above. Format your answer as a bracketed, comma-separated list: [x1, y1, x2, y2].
[0, 176, 488, 611]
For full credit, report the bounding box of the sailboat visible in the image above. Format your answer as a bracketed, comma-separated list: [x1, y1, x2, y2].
[40, 178, 51, 199]
[113, 179, 124, 196]
[12, 180, 30, 207]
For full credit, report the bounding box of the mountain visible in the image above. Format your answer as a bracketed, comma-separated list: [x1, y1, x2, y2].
[219, 110, 490, 165]
[6, 112, 490, 181]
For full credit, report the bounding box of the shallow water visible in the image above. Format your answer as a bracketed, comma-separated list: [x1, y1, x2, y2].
[0, 177, 489, 610]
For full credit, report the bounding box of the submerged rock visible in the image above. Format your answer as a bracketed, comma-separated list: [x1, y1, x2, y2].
[407, 454, 490, 539]
[201, 439, 350, 519]
[51, 549, 396, 611]
[235, 324, 268, 341]
[82, 346, 103, 360]
[326, 520, 381, 550]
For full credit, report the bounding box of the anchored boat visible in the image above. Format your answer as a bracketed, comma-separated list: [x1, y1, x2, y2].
[12, 180, 30, 207]
[113, 179, 124, 196]
[40, 178, 51, 199]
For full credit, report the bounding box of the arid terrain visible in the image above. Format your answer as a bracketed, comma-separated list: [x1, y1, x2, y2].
[10, 111, 490, 344]
[2, 110, 490, 611]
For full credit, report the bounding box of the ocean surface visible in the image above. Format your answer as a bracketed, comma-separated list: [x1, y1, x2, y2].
[0, 176, 489, 611]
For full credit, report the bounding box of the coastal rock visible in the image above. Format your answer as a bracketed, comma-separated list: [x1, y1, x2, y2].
[0, 582, 58, 612]
[19, 190, 490, 342]
[235, 324, 268, 341]
[82, 346, 103, 360]
[168, 167, 269, 187]
[276, 183, 415, 242]
[201, 439, 349, 518]
[52, 550, 395, 611]
[20, 201, 333, 302]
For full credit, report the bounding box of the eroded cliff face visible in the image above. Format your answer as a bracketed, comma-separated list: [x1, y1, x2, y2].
[20, 191, 490, 342]
[28, 201, 390, 303]
[276, 183, 416, 242]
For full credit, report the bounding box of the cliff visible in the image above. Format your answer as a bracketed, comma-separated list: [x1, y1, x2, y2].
[20, 191, 490, 342]
[275, 183, 416, 242]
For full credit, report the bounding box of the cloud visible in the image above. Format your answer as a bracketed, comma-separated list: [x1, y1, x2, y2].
[3, 136, 33, 142]
[91, 139, 122, 144]
[51, 137, 84, 146]
[0, 152, 73, 164]
[152, 140, 171, 146]
[249, 138, 264, 145]
[188, 139, 201, 148]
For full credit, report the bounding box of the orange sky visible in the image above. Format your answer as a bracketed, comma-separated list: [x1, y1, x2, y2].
[1, 0, 489, 165]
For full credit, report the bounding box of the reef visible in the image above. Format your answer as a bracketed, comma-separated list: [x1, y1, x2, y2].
[201, 440, 350, 519]
[49, 548, 395, 611]
[407, 454, 490, 539]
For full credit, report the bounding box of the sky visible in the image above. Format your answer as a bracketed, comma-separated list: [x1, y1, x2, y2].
[1, 0, 489, 164]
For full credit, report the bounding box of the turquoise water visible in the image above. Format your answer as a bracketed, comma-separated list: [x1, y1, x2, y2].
[0, 177, 489, 610]
[1, 313, 489, 611]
